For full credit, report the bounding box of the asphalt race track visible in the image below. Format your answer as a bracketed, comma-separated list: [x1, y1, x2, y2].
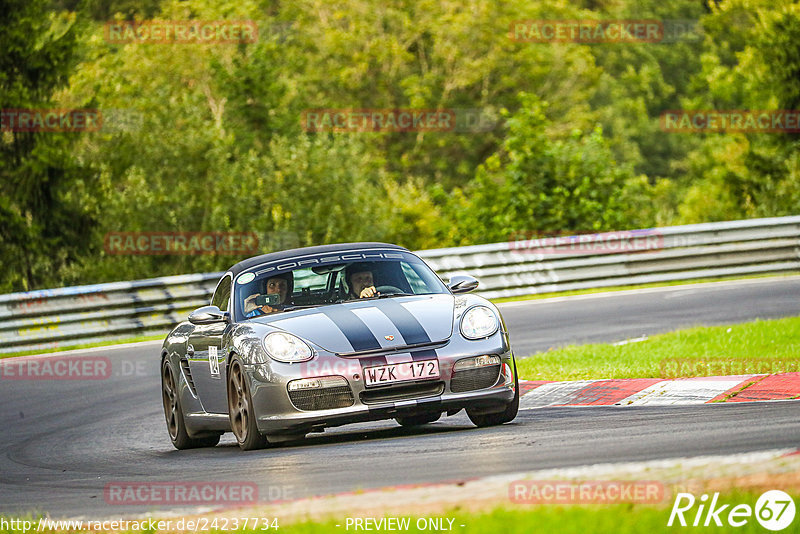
[500, 276, 800, 355]
[1, 277, 799, 518]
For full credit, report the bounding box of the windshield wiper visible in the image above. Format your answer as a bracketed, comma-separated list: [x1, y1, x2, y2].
[327, 293, 414, 304]
[278, 304, 322, 312]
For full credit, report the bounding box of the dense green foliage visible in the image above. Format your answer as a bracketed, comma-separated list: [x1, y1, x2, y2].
[1, 0, 798, 291]
[0, 0, 93, 291]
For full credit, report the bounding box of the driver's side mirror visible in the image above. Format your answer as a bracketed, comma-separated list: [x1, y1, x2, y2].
[188, 305, 230, 325]
[447, 274, 479, 294]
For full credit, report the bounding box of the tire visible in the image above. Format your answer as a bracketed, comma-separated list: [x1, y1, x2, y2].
[161, 359, 221, 449]
[395, 412, 441, 427]
[467, 367, 519, 428]
[227, 357, 269, 451]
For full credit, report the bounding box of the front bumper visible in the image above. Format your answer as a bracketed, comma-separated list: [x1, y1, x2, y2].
[247, 333, 515, 435]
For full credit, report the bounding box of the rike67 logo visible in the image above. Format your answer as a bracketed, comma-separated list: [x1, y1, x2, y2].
[668, 490, 796, 531]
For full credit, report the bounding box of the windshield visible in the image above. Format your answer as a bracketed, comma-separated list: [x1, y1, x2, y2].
[232, 250, 448, 321]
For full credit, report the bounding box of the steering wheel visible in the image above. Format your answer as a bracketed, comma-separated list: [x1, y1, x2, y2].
[375, 285, 404, 295]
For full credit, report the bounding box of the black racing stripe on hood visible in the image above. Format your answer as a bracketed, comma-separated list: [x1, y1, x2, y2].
[320, 307, 382, 352]
[377, 300, 431, 345]
[410, 349, 438, 362]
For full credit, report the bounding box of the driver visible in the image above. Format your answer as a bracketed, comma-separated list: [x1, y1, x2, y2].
[243, 272, 293, 317]
[346, 262, 379, 299]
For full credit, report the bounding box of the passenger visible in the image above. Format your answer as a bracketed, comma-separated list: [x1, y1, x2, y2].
[243, 272, 293, 317]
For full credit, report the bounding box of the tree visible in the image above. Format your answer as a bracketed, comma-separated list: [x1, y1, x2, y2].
[675, 0, 800, 222]
[0, 0, 95, 292]
[457, 93, 650, 244]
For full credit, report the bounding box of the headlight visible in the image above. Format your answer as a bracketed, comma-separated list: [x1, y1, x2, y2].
[263, 332, 313, 363]
[460, 305, 499, 339]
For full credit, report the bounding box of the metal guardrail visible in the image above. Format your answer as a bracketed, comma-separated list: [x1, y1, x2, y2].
[2, 216, 799, 354]
[418, 216, 800, 299]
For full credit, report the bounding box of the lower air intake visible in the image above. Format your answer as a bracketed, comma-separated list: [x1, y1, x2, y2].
[288, 386, 354, 411]
[450, 364, 501, 393]
[360, 381, 444, 404]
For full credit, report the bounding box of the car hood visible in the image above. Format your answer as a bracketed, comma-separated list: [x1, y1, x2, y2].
[254, 294, 455, 354]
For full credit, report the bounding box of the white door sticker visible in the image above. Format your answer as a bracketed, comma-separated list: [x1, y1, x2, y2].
[208, 346, 220, 378]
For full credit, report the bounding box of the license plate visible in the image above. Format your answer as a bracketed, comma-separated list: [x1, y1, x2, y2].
[364, 360, 440, 386]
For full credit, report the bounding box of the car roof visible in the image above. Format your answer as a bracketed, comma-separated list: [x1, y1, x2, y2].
[228, 242, 410, 276]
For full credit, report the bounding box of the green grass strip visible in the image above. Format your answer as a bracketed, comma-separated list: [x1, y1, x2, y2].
[5, 493, 793, 533]
[516, 316, 800, 381]
[279, 501, 791, 534]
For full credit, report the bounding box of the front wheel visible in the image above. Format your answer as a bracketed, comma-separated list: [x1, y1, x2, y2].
[467, 371, 519, 428]
[161, 359, 220, 449]
[227, 358, 269, 451]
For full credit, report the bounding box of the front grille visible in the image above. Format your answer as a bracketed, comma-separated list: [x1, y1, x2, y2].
[289, 386, 354, 411]
[360, 381, 444, 404]
[180, 359, 197, 396]
[450, 364, 501, 393]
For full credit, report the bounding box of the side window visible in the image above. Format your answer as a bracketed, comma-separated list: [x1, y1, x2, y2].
[211, 274, 232, 312]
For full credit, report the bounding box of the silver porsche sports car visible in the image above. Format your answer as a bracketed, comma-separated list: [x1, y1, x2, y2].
[160, 243, 518, 450]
